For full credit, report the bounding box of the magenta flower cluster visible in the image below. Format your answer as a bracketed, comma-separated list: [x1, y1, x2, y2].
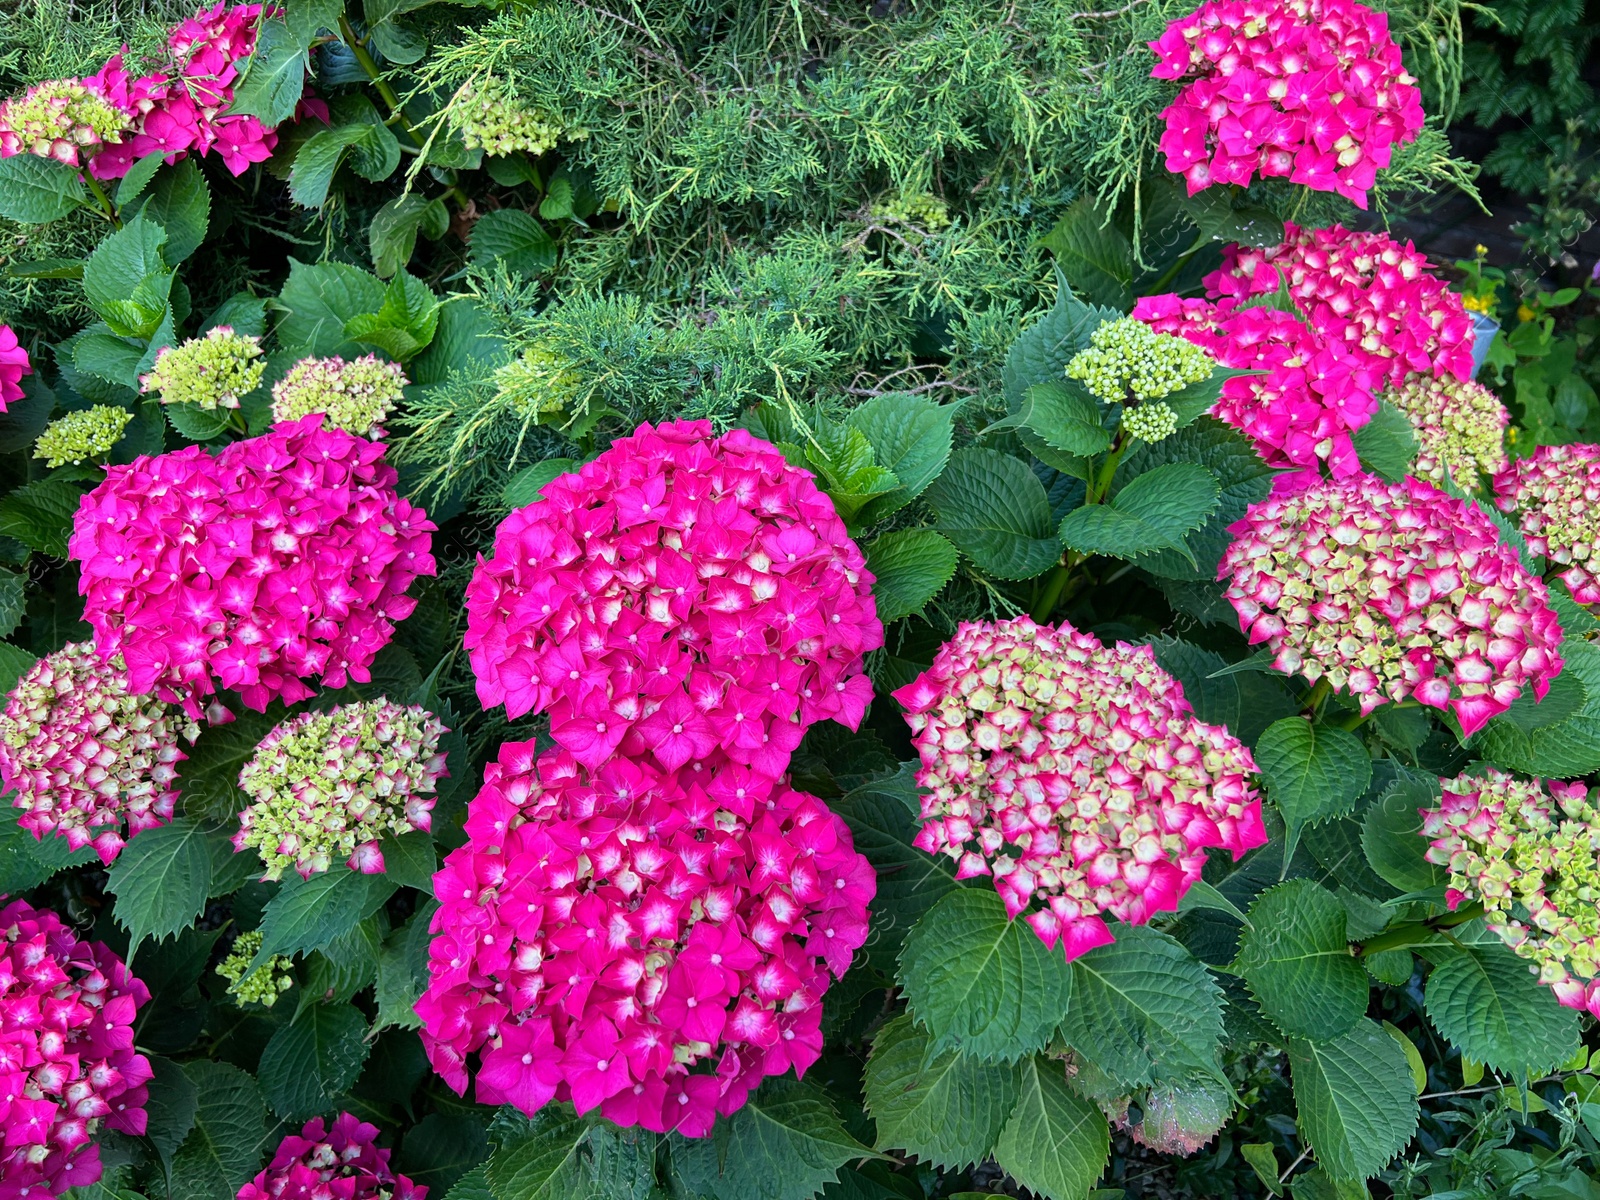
[0, 326, 28, 411]
[1206, 223, 1476, 386]
[0, 898, 151, 1200]
[1220, 472, 1564, 736]
[69, 414, 435, 717]
[894, 617, 1266, 961]
[237, 1112, 426, 1200]
[1150, 0, 1424, 207]
[417, 744, 874, 1136]
[1494, 444, 1600, 607]
[464, 420, 882, 779]
[1135, 293, 1379, 483]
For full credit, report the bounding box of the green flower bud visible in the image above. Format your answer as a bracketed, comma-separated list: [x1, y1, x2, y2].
[868, 191, 953, 234]
[139, 326, 265, 410]
[216, 930, 295, 1008]
[1122, 401, 1178, 444]
[271, 354, 408, 438]
[1066, 317, 1214, 406]
[33, 405, 132, 467]
[493, 342, 583, 418]
[453, 77, 572, 157]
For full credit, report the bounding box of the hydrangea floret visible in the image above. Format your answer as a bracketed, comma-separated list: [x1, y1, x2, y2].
[1493, 444, 1600, 607]
[237, 1112, 426, 1200]
[69, 415, 437, 715]
[417, 742, 874, 1135]
[1421, 770, 1600, 1017]
[0, 642, 199, 865]
[1150, 0, 1425, 207]
[1206, 224, 1477, 385]
[34, 406, 134, 469]
[491, 343, 583, 418]
[464, 420, 882, 780]
[271, 354, 408, 438]
[454, 77, 567, 157]
[214, 931, 294, 1008]
[233, 699, 449, 880]
[0, 897, 152, 1200]
[1386, 372, 1508, 491]
[892, 616, 1266, 960]
[1065, 316, 1215, 406]
[0, 324, 31, 409]
[0, 79, 129, 166]
[139, 326, 265, 410]
[1219, 472, 1564, 735]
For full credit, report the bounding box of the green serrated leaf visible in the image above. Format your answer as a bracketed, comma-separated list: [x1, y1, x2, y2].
[0, 471, 92, 558]
[1360, 774, 1444, 894]
[864, 1015, 1020, 1169]
[287, 0, 344, 44]
[1473, 638, 1600, 777]
[258, 1001, 372, 1120]
[1001, 274, 1120, 409]
[381, 828, 438, 891]
[344, 272, 440, 361]
[171, 1061, 269, 1200]
[1256, 717, 1372, 858]
[1038, 195, 1134, 309]
[398, 1112, 489, 1197]
[0, 153, 88, 223]
[1350, 400, 1419, 482]
[72, 327, 146, 390]
[375, 900, 436, 1032]
[370, 194, 445, 279]
[228, 18, 308, 127]
[0, 802, 92, 891]
[0, 570, 26, 639]
[289, 124, 372, 208]
[1060, 462, 1220, 567]
[923, 447, 1061, 580]
[997, 379, 1111, 457]
[275, 258, 388, 358]
[165, 402, 234, 442]
[1235, 879, 1369, 1041]
[84, 214, 169, 331]
[865, 530, 958, 623]
[107, 818, 215, 954]
[899, 887, 1074, 1062]
[1286, 1019, 1419, 1180]
[145, 1055, 200, 1167]
[471, 209, 557, 277]
[991, 1055, 1111, 1200]
[114, 153, 166, 208]
[126, 160, 210, 262]
[844, 392, 955, 525]
[256, 866, 398, 961]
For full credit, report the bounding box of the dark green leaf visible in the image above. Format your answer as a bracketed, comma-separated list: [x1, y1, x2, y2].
[865, 530, 959, 623]
[289, 125, 373, 208]
[127, 160, 210, 263]
[287, 0, 344, 44]
[1255, 717, 1372, 858]
[1286, 1020, 1419, 1180]
[0, 803, 92, 892]
[228, 18, 308, 127]
[375, 900, 436, 1032]
[1000, 380, 1112, 457]
[1001, 273, 1119, 409]
[0, 570, 25, 639]
[145, 1056, 201, 1166]
[0, 472, 93, 557]
[114, 153, 167, 208]
[844, 392, 956, 524]
[258, 1001, 372, 1120]
[275, 258, 387, 358]
[923, 447, 1062, 580]
[1234, 879, 1368, 1041]
[380, 828, 437, 891]
[1473, 638, 1600, 778]
[170, 1061, 269, 1200]
[1039, 195, 1134, 309]
[107, 818, 214, 954]
[991, 1056, 1111, 1200]
[470, 209, 557, 277]
[0, 154, 88, 223]
[1360, 774, 1444, 894]
[256, 866, 398, 960]
[1060, 461, 1219, 567]
[165, 402, 234, 442]
[399, 1112, 489, 1196]
[1350, 400, 1419, 482]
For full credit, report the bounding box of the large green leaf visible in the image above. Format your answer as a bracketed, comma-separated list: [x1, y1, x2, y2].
[107, 818, 215, 954]
[83, 213, 171, 336]
[170, 1061, 269, 1200]
[144, 1055, 200, 1167]
[899, 887, 1074, 1062]
[864, 530, 959, 623]
[398, 1112, 490, 1198]
[991, 1056, 1111, 1200]
[0, 805, 94, 892]
[1038, 195, 1134, 309]
[845, 392, 955, 524]
[127, 160, 210, 263]
[255, 866, 398, 961]
[0, 471, 93, 557]
[471, 209, 558, 277]
[376, 900, 437, 1032]
[484, 1109, 593, 1200]
[1234, 880, 1368, 1041]
[290, 125, 375, 208]
[863, 1015, 1020, 1169]
[1473, 638, 1600, 778]
[228, 17, 308, 127]
[1350, 400, 1419, 482]
[1360, 774, 1444, 894]
[1286, 1019, 1419, 1180]
[995, 380, 1111, 457]
[1058, 924, 1226, 1090]
[1059, 461, 1220, 567]
[923, 448, 1062, 580]
[1001, 274, 1119, 408]
[671, 1078, 886, 1200]
[1255, 717, 1372, 858]
[275, 258, 388, 357]
[344, 271, 441, 361]
[258, 1001, 372, 1120]
[0, 154, 88, 223]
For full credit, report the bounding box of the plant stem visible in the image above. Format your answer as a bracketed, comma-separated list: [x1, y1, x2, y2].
[83, 173, 121, 227]
[338, 16, 426, 150]
[1146, 231, 1208, 295]
[1030, 560, 1074, 624]
[1087, 434, 1127, 505]
[1301, 676, 1331, 716]
[1354, 901, 1485, 957]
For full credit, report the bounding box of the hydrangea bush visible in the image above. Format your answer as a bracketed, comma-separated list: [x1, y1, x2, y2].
[0, 0, 1591, 1197]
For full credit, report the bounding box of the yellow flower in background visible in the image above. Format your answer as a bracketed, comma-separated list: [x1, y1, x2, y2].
[1518, 304, 1537, 323]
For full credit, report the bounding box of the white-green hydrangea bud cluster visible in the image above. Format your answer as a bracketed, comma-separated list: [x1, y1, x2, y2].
[1066, 317, 1214, 406]
[493, 342, 583, 417]
[33, 405, 132, 467]
[1386, 372, 1508, 491]
[216, 930, 294, 1008]
[1122, 401, 1179, 444]
[271, 353, 408, 438]
[139, 326, 265, 410]
[869, 191, 953, 232]
[232, 700, 449, 881]
[454, 77, 569, 157]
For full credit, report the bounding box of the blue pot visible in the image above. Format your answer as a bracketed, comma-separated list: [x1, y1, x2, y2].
[1469, 312, 1500, 380]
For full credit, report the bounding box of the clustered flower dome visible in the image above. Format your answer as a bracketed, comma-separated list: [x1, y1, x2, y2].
[1135, 293, 1379, 482]
[139, 327, 265, 410]
[0, 642, 199, 865]
[34, 407, 133, 470]
[214, 931, 294, 1008]
[1150, 0, 1425, 207]
[233, 699, 449, 880]
[271, 354, 409, 439]
[453, 77, 569, 158]
[0, 79, 128, 167]
[1064, 316, 1214, 444]
[0, 897, 152, 1200]
[1386, 372, 1508, 492]
[69, 414, 436, 716]
[1494, 444, 1600, 607]
[1422, 770, 1600, 1017]
[1205, 224, 1477, 386]
[237, 1112, 426, 1200]
[893, 616, 1266, 961]
[0, 324, 30, 410]
[417, 742, 874, 1136]
[464, 420, 882, 780]
[1220, 472, 1564, 736]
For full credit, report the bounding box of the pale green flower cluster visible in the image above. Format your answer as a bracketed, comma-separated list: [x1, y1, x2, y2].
[454, 77, 568, 157]
[1386, 372, 1508, 491]
[1066, 317, 1214, 406]
[215, 931, 294, 1008]
[271, 354, 408, 438]
[869, 191, 953, 232]
[139, 326, 265, 410]
[0, 80, 127, 161]
[233, 700, 449, 881]
[1122, 402, 1179, 444]
[493, 342, 583, 418]
[33, 405, 132, 467]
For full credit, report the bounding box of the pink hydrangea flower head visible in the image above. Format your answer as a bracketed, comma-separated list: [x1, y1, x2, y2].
[1220, 472, 1564, 736]
[0, 897, 152, 1200]
[1494, 444, 1600, 607]
[1421, 770, 1600, 1018]
[417, 742, 875, 1135]
[236, 1112, 425, 1200]
[0, 77, 131, 166]
[1150, 0, 1425, 208]
[1134, 293, 1379, 482]
[1206, 224, 1477, 385]
[69, 415, 436, 716]
[464, 420, 883, 780]
[0, 325, 30, 410]
[233, 700, 449, 880]
[892, 616, 1265, 960]
[1386, 372, 1508, 491]
[0, 642, 200, 865]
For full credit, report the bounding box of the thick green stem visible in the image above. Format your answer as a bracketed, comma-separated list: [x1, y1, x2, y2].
[339, 16, 426, 150]
[1146, 232, 1209, 296]
[83, 173, 120, 227]
[1087, 434, 1127, 505]
[1354, 901, 1485, 957]
[1301, 677, 1331, 716]
[1030, 561, 1073, 624]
